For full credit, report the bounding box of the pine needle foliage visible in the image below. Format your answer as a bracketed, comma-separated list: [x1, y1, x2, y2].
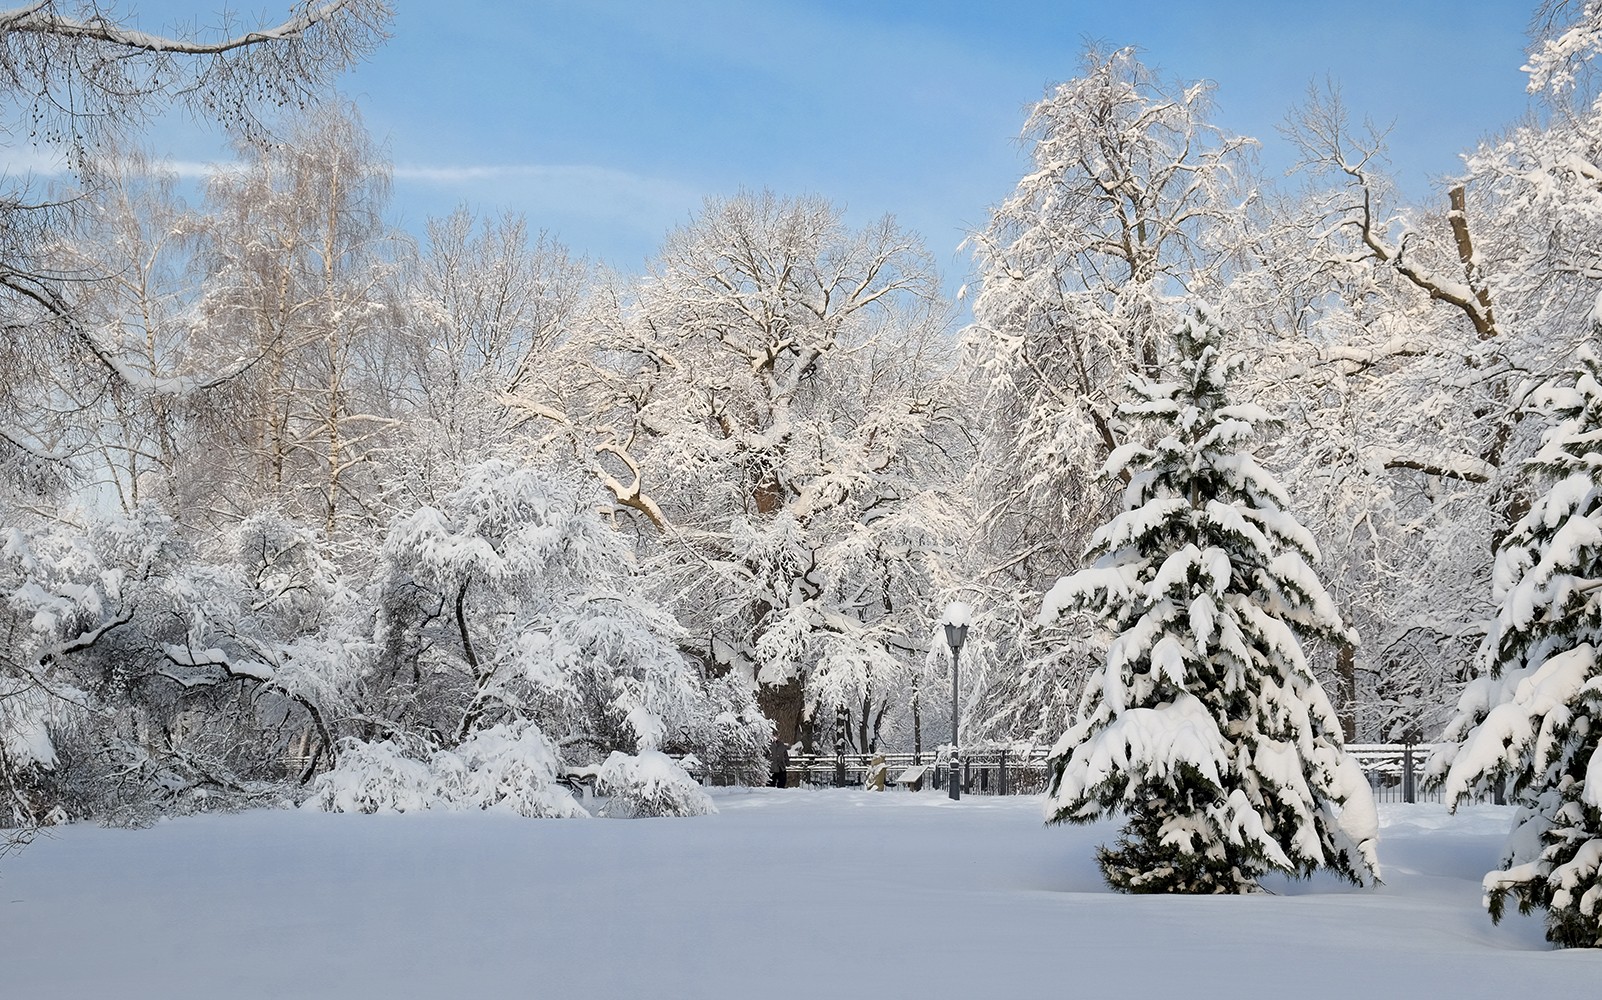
[1433, 337, 1602, 947]
[1040, 307, 1379, 894]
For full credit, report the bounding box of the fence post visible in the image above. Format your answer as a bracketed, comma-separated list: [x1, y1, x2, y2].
[1402, 742, 1416, 804]
[1000, 749, 1009, 796]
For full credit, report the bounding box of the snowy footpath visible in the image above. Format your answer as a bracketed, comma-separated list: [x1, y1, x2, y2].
[2, 790, 1599, 999]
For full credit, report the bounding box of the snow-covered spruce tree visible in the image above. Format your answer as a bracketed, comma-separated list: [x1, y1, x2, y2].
[1040, 307, 1378, 893]
[1431, 336, 1602, 947]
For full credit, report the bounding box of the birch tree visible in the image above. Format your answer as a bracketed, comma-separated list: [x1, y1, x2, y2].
[191, 104, 404, 538]
[0, 0, 392, 495]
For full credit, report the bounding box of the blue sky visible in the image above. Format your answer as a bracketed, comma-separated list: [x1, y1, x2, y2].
[13, 2, 1540, 287]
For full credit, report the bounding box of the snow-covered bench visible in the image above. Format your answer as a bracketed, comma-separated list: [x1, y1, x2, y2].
[558, 767, 600, 801]
[894, 765, 928, 791]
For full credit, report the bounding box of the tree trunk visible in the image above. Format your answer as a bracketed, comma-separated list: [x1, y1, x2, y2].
[758, 676, 804, 746]
[1336, 643, 1357, 742]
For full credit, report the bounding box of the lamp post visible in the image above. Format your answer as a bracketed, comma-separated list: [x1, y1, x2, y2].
[834, 703, 847, 787]
[911, 673, 922, 766]
[940, 602, 971, 801]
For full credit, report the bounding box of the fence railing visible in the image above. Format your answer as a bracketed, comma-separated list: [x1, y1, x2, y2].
[1345, 742, 1501, 805]
[779, 742, 1489, 804]
[782, 746, 1050, 796]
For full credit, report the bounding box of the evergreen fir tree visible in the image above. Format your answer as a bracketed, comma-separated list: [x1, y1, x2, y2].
[1039, 306, 1379, 893]
[1432, 335, 1602, 947]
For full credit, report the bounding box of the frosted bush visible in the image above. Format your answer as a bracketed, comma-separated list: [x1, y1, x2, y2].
[306, 740, 439, 814]
[436, 723, 588, 818]
[595, 750, 715, 818]
[373, 459, 761, 785]
[307, 724, 588, 818]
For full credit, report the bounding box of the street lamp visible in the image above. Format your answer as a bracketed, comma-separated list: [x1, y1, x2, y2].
[940, 602, 972, 801]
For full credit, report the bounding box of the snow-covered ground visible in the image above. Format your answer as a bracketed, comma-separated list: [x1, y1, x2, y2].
[3, 790, 1598, 999]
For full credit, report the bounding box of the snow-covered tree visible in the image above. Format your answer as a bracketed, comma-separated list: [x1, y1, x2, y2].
[0, 2, 390, 159]
[535, 192, 966, 750]
[39, 150, 202, 517]
[963, 46, 1256, 743]
[1040, 307, 1378, 894]
[1432, 332, 1602, 947]
[1527, 0, 1602, 101]
[0, 1, 391, 506]
[1242, 80, 1525, 741]
[1267, 2, 1602, 742]
[398, 208, 588, 494]
[343, 458, 760, 814]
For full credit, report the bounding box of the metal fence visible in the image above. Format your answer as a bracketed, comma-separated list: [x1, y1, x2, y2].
[783, 746, 1051, 796]
[780, 742, 1486, 804]
[1346, 742, 1500, 805]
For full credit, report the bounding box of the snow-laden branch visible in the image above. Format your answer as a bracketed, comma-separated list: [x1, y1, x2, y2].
[1367, 446, 1495, 484]
[1, 1, 369, 55]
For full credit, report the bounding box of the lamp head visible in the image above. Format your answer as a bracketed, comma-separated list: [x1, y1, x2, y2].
[943, 621, 968, 652]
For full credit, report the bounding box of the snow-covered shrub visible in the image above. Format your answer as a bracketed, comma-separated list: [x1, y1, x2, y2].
[1431, 337, 1602, 947]
[435, 723, 587, 818]
[595, 750, 715, 818]
[1039, 307, 1378, 893]
[305, 740, 439, 814]
[307, 725, 589, 818]
[1, 508, 196, 824]
[234, 512, 346, 637]
[675, 675, 771, 786]
[46, 726, 290, 828]
[1, 505, 361, 827]
[0, 685, 76, 828]
[373, 459, 759, 777]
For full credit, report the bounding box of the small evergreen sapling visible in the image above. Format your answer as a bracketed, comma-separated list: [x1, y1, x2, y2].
[1039, 307, 1379, 893]
[1432, 336, 1602, 947]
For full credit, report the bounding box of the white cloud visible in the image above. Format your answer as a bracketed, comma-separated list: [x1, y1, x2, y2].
[0, 146, 703, 266]
[391, 161, 703, 232]
[146, 159, 229, 180]
[0, 149, 236, 180]
[0, 146, 71, 177]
